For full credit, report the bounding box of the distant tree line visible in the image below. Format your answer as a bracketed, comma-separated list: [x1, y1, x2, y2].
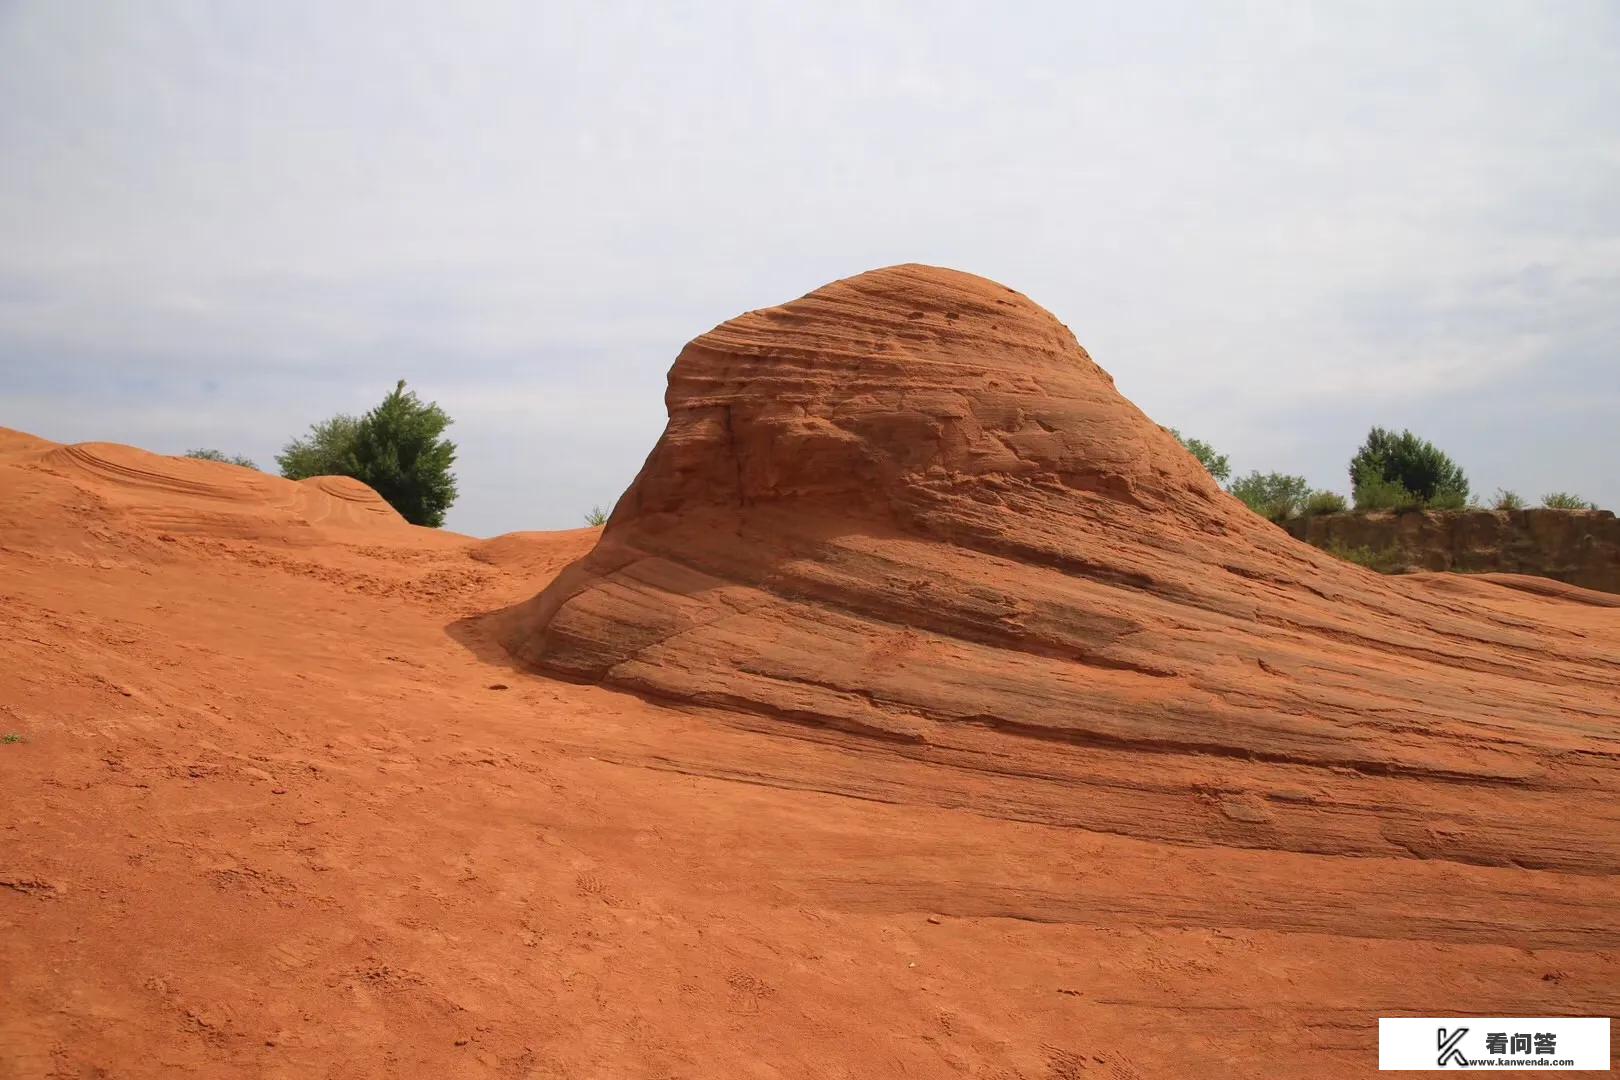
[1171, 425, 1601, 522]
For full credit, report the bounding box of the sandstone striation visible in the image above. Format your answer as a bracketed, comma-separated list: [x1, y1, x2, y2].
[499, 264, 1620, 876]
[0, 430, 415, 542]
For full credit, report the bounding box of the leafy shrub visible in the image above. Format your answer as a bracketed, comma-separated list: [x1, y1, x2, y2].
[345, 381, 458, 527]
[186, 448, 258, 469]
[1492, 489, 1525, 510]
[1228, 471, 1311, 521]
[1170, 428, 1230, 483]
[1301, 490, 1348, 516]
[1322, 541, 1407, 573]
[1351, 462, 1425, 512]
[277, 415, 361, 480]
[584, 505, 609, 527]
[1348, 426, 1468, 504]
[1541, 492, 1597, 510]
[1425, 489, 1470, 511]
[277, 382, 458, 527]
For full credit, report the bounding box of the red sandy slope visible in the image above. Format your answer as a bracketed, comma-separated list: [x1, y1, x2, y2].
[2, 269, 1618, 1079]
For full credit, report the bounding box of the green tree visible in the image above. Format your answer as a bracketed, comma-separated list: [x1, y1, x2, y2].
[584, 505, 609, 527]
[1170, 428, 1230, 483]
[276, 415, 361, 480]
[1351, 462, 1423, 512]
[1228, 471, 1311, 521]
[186, 448, 258, 469]
[276, 383, 458, 527]
[343, 380, 459, 527]
[1348, 426, 1468, 504]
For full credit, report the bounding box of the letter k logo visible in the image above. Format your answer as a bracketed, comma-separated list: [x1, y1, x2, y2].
[1437, 1027, 1469, 1067]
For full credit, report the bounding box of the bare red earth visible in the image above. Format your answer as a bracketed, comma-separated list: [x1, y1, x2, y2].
[3, 266, 1618, 1078]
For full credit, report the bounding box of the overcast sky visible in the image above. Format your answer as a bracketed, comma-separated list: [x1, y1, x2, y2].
[2, 1, 1616, 534]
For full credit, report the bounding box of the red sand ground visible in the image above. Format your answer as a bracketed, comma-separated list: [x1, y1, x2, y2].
[3, 267, 1618, 1078]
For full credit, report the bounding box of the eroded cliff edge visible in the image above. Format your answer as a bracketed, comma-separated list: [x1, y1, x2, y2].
[1286, 507, 1620, 594]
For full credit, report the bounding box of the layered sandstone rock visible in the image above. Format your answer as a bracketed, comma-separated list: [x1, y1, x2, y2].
[497, 264, 1620, 876]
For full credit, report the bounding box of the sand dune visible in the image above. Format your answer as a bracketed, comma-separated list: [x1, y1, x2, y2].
[2, 271, 1616, 1078]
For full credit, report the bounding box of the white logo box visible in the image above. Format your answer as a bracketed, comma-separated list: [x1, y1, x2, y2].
[1379, 1017, 1610, 1070]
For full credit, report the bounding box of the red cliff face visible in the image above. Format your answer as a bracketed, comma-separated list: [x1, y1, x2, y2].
[498, 264, 1620, 878]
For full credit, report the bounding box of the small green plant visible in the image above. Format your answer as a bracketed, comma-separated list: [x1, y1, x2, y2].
[584, 505, 609, 527]
[1322, 542, 1406, 573]
[1301, 490, 1348, 516]
[1492, 489, 1525, 510]
[1, 732, 23, 744]
[1351, 463, 1425, 512]
[186, 448, 258, 469]
[1170, 428, 1231, 483]
[1425, 489, 1469, 511]
[1541, 492, 1597, 510]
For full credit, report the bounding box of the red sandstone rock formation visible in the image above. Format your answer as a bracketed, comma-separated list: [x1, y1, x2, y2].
[499, 264, 1620, 876]
[4, 271, 1619, 1077]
